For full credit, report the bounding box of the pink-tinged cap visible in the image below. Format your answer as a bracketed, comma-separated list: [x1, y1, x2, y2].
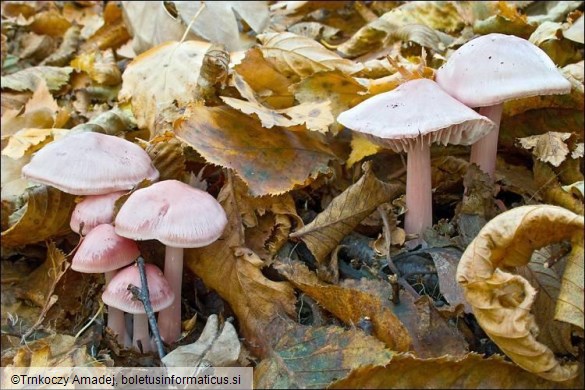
[70, 191, 127, 234]
[435, 33, 572, 107]
[336, 78, 495, 153]
[22, 132, 160, 195]
[102, 263, 174, 314]
[115, 180, 227, 248]
[72, 224, 140, 273]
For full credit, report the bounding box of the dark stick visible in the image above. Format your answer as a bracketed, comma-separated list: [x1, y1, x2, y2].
[128, 256, 166, 359]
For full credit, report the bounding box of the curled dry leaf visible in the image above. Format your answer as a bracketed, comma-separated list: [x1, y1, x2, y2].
[517, 132, 572, 167]
[174, 105, 335, 197]
[258, 32, 363, 79]
[162, 315, 240, 368]
[118, 40, 211, 132]
[275, 260, 412, 352]
[254, 325, 393, 389]
[290, 161, 404, 265]
[1, 185, 76, 248]
[185, 175, 297, 357]
[329, 352, 569, 389]
[456, 205, 584, 381]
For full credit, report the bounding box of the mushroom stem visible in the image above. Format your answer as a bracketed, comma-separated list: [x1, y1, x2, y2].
[158, 246, 183, 343]
[469, 103, 504, 179]
[105, 271, 128, 346]
[404, 142, 433, 237]
[133, 313, 151, 353]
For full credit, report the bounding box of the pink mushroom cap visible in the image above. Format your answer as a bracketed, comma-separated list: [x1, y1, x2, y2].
[102, 263, 175, 314]
[71, 223, 140, 273]
[114, 180, 227, 248]
[22, 132, 160, 195]
[70, 191, 127, 234]
[435, 33, 571, 107]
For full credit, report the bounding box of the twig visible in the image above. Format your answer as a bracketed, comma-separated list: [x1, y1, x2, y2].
[128, 257, 166, 359]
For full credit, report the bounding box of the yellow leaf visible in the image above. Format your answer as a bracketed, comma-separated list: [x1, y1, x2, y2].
[348, 133, 382, 167]
[2, 128, 69, 159]
[456, 205, 583, 381]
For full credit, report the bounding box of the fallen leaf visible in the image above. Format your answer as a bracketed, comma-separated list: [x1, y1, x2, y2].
[347, 133, 382, 168]
[254, 325, 393, 389]
[290, 161, 403, 265]
[258, 32, 363, 79]
[162, 314, 240, 367]
[174, 105, 336, 196]
[185, 174, 297, 357]
[428, 248, 471, 313]
[275, 260, 412, 352]
[533, 160, 584, 215]
[456, 205, 583, 381]
[473, 1, 536, 38]
[529, 21, 580, 66]
[71, 49, 122, 85]
[517, 132, 572, 167]
[2, 128, 69, 159]
[118, 40, 211, 132]
[0, 66, 74, 92]
[330, 352, 574, 389]
[1, 185, 76, 248]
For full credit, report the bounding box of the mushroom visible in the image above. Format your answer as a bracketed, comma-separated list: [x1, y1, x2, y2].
[70, 191, 126, 235]
[435, 33, 572, 179]
[114, 179, 227, 343]
[72, 223, 140, 345]
[102, 263, 174, 352]
[22, 131, 159, 195]
[337, 78, 495, 238]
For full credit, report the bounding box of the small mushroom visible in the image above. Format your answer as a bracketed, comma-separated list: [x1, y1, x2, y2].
[337, 78, 495, 238]
[114, 180, 228, 343]
[22, 131, 159, 195]
[435, 33, 572, 179]
[71, 223, 140, 345]
[70, 191, 126, 235]
[102, 263, 174, 352]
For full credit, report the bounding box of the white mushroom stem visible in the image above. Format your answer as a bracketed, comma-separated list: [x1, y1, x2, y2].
[133, 313, 151, 352]
[105, 271, 129, 347]
[404, 142, 433, 237]
[469, 103, 504, 179]
[158, 246, 183, 343]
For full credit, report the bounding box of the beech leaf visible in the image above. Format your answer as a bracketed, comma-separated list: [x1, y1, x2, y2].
[456, 205, 583, 381]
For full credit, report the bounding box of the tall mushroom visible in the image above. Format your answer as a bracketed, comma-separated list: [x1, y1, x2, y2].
[114, 179, 227, 343]
[102, 263, 174, 352]
[435, 33, 572, 179]
[71, 223, 140, 345]
[337, 78, 495, 237]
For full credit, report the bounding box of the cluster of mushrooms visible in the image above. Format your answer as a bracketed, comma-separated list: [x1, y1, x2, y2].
[21, 131, 227, 351]
[338, 33, 571, 239]
[19, 32, 571, 353]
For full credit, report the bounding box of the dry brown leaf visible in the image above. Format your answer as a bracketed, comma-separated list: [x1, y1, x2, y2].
[234, 48, 294, 109]
[162, 315, 240, 368]
[290, 161, 403, 265]
[2, 128, 69, 159]
[258, 32, 363, 79]
[473, 1, 536, 38]
[1, 185, 76, 248]
[330, 352, 575, 389]
[1, 66, 74, 92]
[456, 205, 583, 381]
[185, 174, 297, 357]
[30, 9, 71, 37]
[517, 132, 572, 167]
[428, 248, 471, 313]
[118, 40, 211, 132]
[71, 49, 122, 85]
[222, 74, 334, 133]
[254, 325, 393, 389]
[275, 260, 411, 352]
[533, 160, 584, 215]
[174, 105, 336, 196]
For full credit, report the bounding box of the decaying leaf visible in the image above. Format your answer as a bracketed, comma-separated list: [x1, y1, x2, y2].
[71, 49, 122, 85]
[2, 128, 69, 160]
[174, 105, 336, 196]
[162, 315, 240, 368]
[118, 40, 211, 132]
[0, 66, 74, 92]
[330, 352, 572, 389]
[258, 32, 364, 79]
[276, 260, 412, 352]
[1, 185, 76, 248]
[254, 325, 393, 389]
[533, 160, 584, 215]
[456, 205, 583, 381]
[517, 132, 572, 167]
[290, 161, 403, 265]
[185, 175, 297, 357]
[473, 1, 536, 38]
